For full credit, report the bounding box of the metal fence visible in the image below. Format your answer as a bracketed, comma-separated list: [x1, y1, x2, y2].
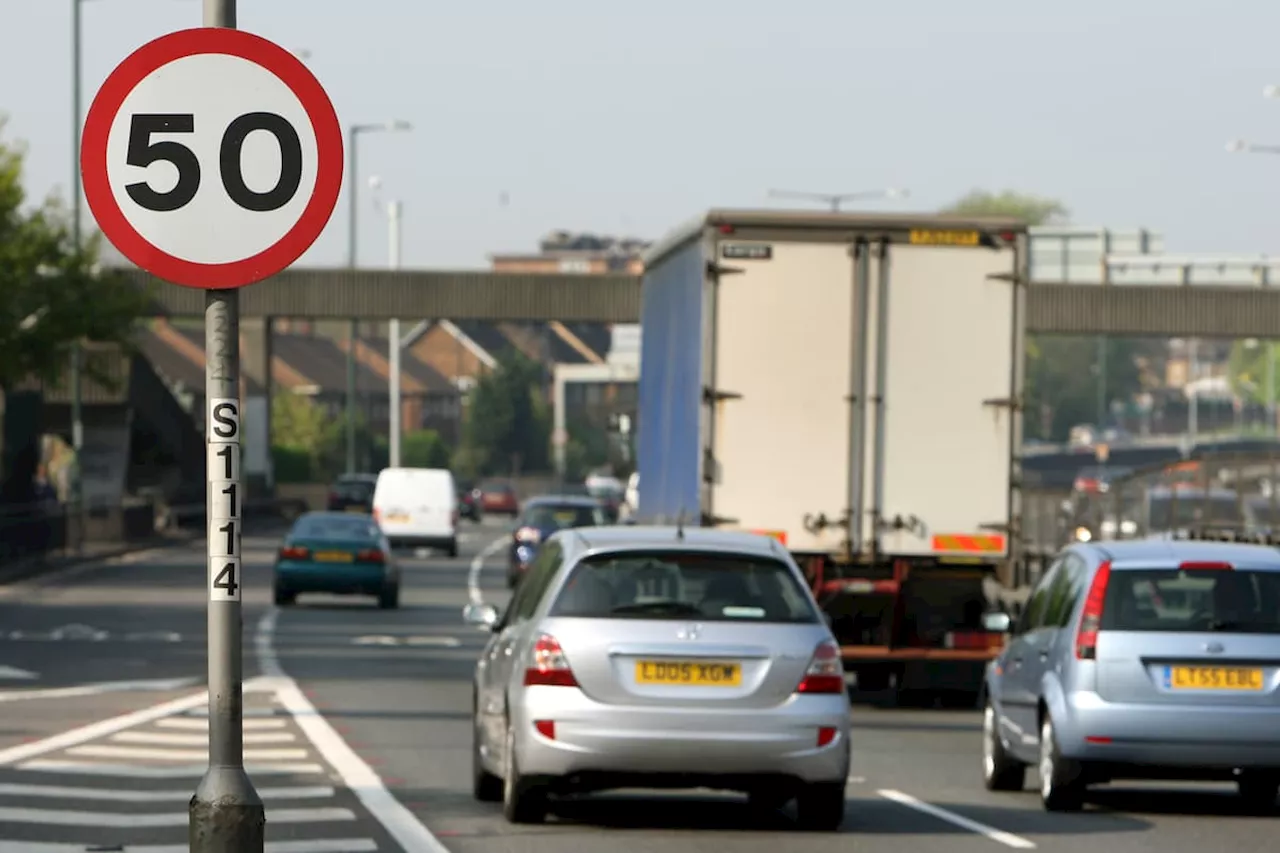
[0, 501, 158, 568]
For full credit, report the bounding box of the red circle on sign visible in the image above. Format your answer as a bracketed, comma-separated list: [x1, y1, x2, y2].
[80, 28, 344, 290]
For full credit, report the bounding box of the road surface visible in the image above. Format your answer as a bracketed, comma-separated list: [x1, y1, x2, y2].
[0, 517, 1273, 851]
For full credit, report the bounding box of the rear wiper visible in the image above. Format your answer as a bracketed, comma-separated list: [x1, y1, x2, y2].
[611, 601, 703, 616]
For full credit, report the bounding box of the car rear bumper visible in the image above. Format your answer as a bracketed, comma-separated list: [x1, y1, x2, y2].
[513, 687, 851, 785]
[384, 533, 456, 550]
[274, 562, 390, 594]
[1061, 689, 1280, 768]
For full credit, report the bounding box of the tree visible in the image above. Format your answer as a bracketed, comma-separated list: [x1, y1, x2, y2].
[0, 121, 151, 391]
[1228, 339, 1280, 406]
[460, 350, 552, 475]
[940, 189, 1069, 225]
[271, 392, 329, 482]
[402, 429, 452, 468]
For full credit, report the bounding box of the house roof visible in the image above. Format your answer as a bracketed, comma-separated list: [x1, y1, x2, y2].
[560, 323, 612, 361]
[140, 326, 265, 395]
[360, 336, 458, 394]
[450, 321, 525, 363]
[272, 333, 387, 393]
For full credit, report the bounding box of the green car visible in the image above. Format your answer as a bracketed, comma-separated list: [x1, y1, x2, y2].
[273, 512, 400, 609]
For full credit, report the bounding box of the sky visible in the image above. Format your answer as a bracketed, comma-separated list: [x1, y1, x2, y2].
[3, 0, 1280, 271]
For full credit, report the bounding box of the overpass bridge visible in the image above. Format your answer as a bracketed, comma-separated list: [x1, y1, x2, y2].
[129, 262, 1280, 337]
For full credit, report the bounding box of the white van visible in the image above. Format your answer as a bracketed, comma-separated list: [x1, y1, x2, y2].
[372, 468, 458, 557]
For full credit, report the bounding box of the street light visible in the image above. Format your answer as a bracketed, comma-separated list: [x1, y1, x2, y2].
[344, 120, 412, 474]
[1226, 139, 1280, 155]
[767, 187, 909, 211]
[369, 176, 406, 466]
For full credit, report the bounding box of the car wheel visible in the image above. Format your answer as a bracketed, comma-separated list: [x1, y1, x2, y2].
[794, 781, 845, 831]
[1038, 715, 1085, 812]
[1237, 771, 1279, 812]
[273, 586, 295, 607]
[747, 788, 791, 811]
[982, 699, 1026, 791]
[472, 707, 503, 802]
[501, 719, 547, 824]
[447, 539, 459, 558]
[377, 584, 399, 610]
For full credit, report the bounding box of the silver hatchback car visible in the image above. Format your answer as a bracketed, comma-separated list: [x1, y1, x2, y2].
[981, 539, 1280, 811]
[463, 525, 852, 829]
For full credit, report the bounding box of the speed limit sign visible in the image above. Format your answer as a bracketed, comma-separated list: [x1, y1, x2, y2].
[81, 28, 343, 289]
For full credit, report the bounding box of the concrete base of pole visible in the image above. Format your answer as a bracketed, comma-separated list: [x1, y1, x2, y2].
[189, 765, 265, 851]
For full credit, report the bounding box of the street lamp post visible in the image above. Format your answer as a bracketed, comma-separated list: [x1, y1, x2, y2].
[344, 121, 411, 474]
[69, 0, 89, 553]
[767, 187, 909, 211]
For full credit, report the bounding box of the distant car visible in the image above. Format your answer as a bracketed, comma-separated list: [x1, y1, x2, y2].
[507, 496, 607, 587]
[458, 480, 483, 522]
[372, 467, 459, 557]
[327, 473, 379, 513]
[980, 538, 1280, 812]
[479, 480, 520, 516]
[273, 512, 399, 608]
[464, 526, 851, 829]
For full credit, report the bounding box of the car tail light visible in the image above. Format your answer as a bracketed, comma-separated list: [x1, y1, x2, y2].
[1179, 561, 1232, 570]
[1075, 560, 1112, 660]
[327, 491, 340, 504]
[515, 526, 541, 544]
[817, 726, 837, 747]
[524, 634, 577, 687]
[356, 548, 385, 564]
[279, 546, 309, 560]
[795, 639, 845, 694]
[534, 720, 555, 739]
[372, 508, 381, 523]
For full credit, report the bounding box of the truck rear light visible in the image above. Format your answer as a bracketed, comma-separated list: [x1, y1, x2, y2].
[279, 546, 309, 560]
[356, 548, 385, 564]
[1075, 560, 1112, 660]
[524, 634, 578, 687]
[534, 720, 555, 739]
[795, 640, 845, 694]
[817, 726, 837, 747]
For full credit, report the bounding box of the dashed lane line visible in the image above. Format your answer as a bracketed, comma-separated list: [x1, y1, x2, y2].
[0, 842, 378, 853]
[0, 805, 356, 828]
[467, 535, 509, 603]
[0, 782, 336, 802]
[112, 729, 296, 745]
[15, 759, 327, 778]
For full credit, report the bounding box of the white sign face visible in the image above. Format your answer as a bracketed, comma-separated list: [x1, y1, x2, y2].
[81, 28, 342, 289]
[209, 518, 239, 559]
[208, 397, 240, 443]
[208, 442, 240, 481]
[209, 557, 242, 602]
[209, 480, 240, 520]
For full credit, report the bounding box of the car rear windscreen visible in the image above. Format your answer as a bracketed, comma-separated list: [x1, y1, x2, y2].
[294, 516, 379, 540]
[550, 550, 820, 624]
[1102, 569, 1280, 634]
[522, 504, 604, 530]
[334, 480, 375, 500]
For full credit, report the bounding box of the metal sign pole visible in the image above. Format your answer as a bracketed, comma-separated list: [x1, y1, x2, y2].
[388, 198, 402, 467]
[189, 8, 265, 853]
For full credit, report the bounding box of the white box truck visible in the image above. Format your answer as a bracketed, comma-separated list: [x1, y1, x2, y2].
[635, 209, 1029, 702]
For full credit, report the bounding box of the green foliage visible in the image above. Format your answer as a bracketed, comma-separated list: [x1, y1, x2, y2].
[1228, 339, 1280, 407]
[459, 350, 552, 475]
[1024, 337, 1163, 441]
[940, 189, 1069, 226]
[271, 392, 329, 482]
[0, 121, 152, 390]
[402, 429, 452, 468]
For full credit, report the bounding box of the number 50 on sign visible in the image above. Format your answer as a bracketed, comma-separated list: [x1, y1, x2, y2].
[80, 28, 343, 290]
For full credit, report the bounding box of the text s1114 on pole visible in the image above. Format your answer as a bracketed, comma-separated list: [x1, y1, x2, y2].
[80, 27, 343, 289]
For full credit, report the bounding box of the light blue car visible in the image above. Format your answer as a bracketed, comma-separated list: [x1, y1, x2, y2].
[980, 538, 1280, 812]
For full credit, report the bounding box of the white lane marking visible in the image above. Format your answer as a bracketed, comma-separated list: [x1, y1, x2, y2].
[467, 536, 508, 604]
[0, 805, 354, 828]
[16, 759, 324, 778]
[0, 666, 36, 680]
[66, 743, 308, 761]
[0, 685, 210, 767]
[0, 676, 199, 703]
[257, 608, 453, 853]
[352, 634, 461, 647]
[0, 840, 378, 853]
[112, 729, 296, 745]
[183, 704, 280, 717]
[878, 789, 1036, 849]
[0, 782, 335, 802]
[156, 716, 288, 730]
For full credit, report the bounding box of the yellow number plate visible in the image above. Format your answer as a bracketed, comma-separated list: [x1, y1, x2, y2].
[908, 228, 980, 247]
[635, 660, 741, 687]
[314, 551, 354, 563]
[385, 513, 409, 523]
[1168, 666, 1264, 691]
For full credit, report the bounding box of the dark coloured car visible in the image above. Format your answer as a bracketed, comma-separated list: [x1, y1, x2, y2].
[479, 480, 520, 516]
[508, 495, 607, 587]
[273, 512, 399, 608]
[327, 473, 379, 513]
